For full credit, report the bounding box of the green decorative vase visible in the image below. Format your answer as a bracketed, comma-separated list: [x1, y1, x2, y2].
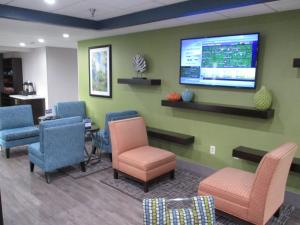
[254, 86, 272, 110]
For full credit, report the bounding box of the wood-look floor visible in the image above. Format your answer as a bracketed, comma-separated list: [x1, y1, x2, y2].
[0, 149, 142, 225]
[0, 148, 299, 225]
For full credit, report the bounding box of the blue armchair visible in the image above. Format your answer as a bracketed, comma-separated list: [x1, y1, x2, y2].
[54, 101, 86, 119]
[93, 110, 139, 155]
[29, 116, 85, 183]
[0, 105, 39, 158]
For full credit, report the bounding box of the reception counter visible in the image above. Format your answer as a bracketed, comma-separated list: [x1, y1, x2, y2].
[10, 95, 45, 124]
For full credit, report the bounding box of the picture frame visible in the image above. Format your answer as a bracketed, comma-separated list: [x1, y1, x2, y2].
[88, 45, 112, 98]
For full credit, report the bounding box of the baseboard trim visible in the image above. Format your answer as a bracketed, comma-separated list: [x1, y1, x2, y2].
[176, 158, 215, 177]
[176, 158, 300, 207]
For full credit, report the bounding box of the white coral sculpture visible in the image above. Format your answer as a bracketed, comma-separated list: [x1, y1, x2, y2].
[132, 54, 147, 78]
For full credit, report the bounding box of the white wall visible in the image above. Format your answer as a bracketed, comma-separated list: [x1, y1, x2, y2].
[3, 49, 48, 105]
[20, 48, 48, 105]
[46, 47, 78, 109]
[4, 47, 78, 109]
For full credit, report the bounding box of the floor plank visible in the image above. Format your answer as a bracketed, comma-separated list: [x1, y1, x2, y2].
[0, 147, 298, 225]
[0, 148, 142, 225]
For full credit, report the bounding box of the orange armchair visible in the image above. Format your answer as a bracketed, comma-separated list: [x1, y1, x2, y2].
[198, 143, 297, 225]
[109, 117, 176, 192]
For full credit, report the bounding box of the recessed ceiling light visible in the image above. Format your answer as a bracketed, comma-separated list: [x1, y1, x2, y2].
[19, 42, 26, 47]
[44, 0, 55, 4]
[38, 38, 45, 43]
[63, 33, 70, 38]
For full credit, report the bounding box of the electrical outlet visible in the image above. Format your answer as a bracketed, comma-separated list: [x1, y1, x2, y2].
[209, 145, 216, 155]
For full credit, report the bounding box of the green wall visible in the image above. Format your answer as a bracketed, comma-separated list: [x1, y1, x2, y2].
[78, 10, 300, 193]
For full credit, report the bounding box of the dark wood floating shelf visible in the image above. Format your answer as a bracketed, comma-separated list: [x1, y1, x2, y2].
[233, 146, 300, 173]
[293, 58, 300, 68]
[146, 127, 194, 145]
[118, 78, 161, 85]
[161, 100, 274, 119]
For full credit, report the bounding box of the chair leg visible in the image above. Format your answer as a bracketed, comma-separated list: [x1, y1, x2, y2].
[144, 182, 149, 193]
[92, 146, 97, 155]
[170, 170, 175, 180]
[80, 162, 86, 172]
[113, 169, 118, 179]
[274, 206, 281, 218]
[45, 173, 51, 184]
[5, 148, 10, 159]
[30, 162, 34, 172]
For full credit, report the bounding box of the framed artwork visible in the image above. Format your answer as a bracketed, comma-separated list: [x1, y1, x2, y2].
[88, 45, 112, 98]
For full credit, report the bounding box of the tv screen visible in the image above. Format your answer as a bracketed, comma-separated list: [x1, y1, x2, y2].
[180, 33, 259, 89]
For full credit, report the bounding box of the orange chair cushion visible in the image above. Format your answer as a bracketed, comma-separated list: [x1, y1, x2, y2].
[199, 167, 255, 207]
[119, 146, 176, 171]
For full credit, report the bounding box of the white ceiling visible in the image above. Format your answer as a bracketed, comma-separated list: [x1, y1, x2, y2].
[1, 0, 187, 20]
[0, 0, 300, 52]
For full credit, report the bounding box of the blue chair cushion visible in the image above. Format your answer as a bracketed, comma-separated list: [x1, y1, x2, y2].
[55, 101, 86, 119]
[98, 129, 108, 144]
[0, 105, 34, 130]
[93, 129, 110, 151]
[29, 143, 43, 160]
[0, 126, 39, 141]
[40, 116, 82, 129]
[39, 116, 82, 153]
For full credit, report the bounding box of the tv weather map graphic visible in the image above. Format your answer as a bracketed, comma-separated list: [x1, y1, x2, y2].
[180, 34, 259, 88]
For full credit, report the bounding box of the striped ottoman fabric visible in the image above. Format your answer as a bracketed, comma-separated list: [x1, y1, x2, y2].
[143, 198, 167, 225]
[143, 196, 215, 225]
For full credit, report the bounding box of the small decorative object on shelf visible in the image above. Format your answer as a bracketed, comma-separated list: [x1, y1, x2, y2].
[254, 86, 272, 110]
[181, 89, 194, 102]
[132, 54, 147, 79]
[166, 92, 181, 102]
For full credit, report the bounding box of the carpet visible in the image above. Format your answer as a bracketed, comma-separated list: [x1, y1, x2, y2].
[62, 156, 112, 179]
[99, 168, 295, 225]
[61, 142, 112, 179]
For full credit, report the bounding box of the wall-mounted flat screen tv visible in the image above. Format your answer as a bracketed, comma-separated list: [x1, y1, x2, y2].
[180, 33, 259, 89]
